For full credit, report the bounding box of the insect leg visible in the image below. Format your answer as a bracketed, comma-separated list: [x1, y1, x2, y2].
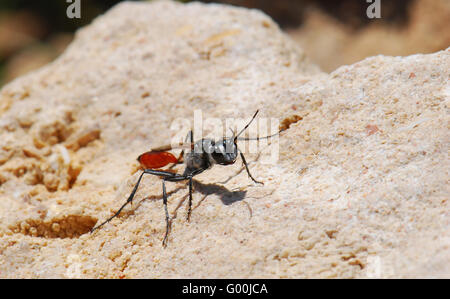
[90, 170, 148, 233]
[161, 171, 199, 245]
[162, 178, 171, 247]
[240, 151, 264, 185]
[91, 169, 183, 234]
[165, 167, 204, 224]
[187, 177, 193, 222]
[147, 169, 198, 246]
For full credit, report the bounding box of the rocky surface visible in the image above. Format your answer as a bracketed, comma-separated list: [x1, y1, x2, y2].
[0, 0, 448, 278]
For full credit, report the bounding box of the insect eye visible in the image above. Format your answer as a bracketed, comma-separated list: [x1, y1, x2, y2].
[222, 140, 236, 155]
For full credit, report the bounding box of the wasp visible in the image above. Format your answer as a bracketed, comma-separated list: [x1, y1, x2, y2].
[91, 110, 281, 246]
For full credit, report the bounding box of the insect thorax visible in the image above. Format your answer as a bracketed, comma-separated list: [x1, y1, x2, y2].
[183, 139, 215, 173]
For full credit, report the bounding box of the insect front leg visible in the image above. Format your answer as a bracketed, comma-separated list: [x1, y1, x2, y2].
[240, 151, 263, 185]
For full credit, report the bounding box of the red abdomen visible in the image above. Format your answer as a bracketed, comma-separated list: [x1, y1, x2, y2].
[138, 151, 178, 169]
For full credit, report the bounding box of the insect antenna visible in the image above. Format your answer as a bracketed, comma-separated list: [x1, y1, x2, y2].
[234, 110, 284, 141]
[236, 129, 283, 141]
[234, 110, 259, 142]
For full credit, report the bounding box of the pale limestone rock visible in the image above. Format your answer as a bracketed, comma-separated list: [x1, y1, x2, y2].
[0, 1, 448, 278]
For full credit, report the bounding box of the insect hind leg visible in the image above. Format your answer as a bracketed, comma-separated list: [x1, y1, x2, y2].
[90, 169, 188, 235]
[187, 177, 193, 222]
[90, 170, 148, 233]
[162, 178, 171, 247]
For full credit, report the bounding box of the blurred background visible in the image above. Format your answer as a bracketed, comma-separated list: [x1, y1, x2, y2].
[0, 0, 448, 87]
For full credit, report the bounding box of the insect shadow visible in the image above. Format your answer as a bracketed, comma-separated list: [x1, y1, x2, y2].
[194, 180, 247, 205]
[168, 179, 252, 223]
[113, 178, 249, 225]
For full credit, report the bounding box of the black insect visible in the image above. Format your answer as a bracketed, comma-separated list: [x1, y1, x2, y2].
[91, 110, 280, 246]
